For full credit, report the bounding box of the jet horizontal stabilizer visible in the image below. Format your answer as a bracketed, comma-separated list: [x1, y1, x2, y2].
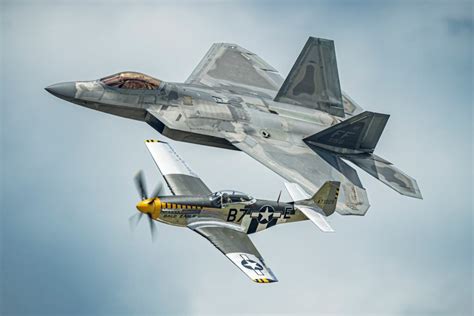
[303, 110, 421, 199]
[343, 154, 423, 199]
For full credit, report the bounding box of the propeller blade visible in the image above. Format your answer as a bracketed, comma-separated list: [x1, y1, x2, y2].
[134, 170, 148, 200]
[147, 182, 165, 205]
[128, 212, 143, 231]
[150, 181, 165, 199]
[132, 170, 158, 242]
[147, 214, 157, 242]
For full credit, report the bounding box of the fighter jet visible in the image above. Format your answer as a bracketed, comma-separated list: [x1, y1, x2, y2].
[46, 36, 422, 215]
[133, 140, 341, 283]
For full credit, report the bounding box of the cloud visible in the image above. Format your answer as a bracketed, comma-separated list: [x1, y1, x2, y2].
[445, 16, 474, 35]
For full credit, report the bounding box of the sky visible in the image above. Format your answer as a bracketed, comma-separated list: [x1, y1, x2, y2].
[1, 0, 472, 315]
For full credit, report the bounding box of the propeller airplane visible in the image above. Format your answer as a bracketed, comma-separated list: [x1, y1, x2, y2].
[131, 140, 340, 283]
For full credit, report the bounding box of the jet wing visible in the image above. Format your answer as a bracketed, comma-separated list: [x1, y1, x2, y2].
[185, 43, 283, 96]
[188, 221, 278, 283]
[226, 134, 370, 215]
[144, 140, 212, 196]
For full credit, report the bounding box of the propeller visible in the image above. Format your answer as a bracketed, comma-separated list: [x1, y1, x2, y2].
[128, 212, 144, 231]
[130, 170, 166, 242]
[149, 181, 164, 204]
[134, 170, 148, 200]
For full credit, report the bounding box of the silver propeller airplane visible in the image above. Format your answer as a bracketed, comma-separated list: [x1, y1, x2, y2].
[46, 36, 422, 216]
[133, 140, 341, 283]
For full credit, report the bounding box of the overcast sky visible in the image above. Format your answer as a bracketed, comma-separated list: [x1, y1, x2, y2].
[1, 1, 472, 315]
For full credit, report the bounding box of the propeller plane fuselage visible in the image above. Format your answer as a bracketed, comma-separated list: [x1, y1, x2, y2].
[136, 193, 306, 233]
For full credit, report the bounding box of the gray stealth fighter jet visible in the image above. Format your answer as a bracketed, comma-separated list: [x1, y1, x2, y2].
[46, 37, 422, 215]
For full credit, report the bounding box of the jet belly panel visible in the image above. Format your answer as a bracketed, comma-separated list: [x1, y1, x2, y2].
[146, 99, 238, 150]
[143, 85, 256, 149]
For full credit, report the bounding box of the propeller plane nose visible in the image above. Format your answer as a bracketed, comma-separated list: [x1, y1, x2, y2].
[136, 199, 154, 214]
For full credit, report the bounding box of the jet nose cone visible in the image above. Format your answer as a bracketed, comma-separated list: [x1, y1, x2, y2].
[45, 82, 77, 100]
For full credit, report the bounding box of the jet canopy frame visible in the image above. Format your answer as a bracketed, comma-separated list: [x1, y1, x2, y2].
[100, 72, 162, 90]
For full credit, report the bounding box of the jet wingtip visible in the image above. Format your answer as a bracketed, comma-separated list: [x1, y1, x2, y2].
[396, 177, 423, 200]
[401, 189, 423, 200]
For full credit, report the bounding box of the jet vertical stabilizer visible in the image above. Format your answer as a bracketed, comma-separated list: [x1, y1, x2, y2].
[274, 37, 345, 117]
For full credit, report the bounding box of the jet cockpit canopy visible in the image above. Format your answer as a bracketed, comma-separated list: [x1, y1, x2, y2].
[100, 72, 161, 90]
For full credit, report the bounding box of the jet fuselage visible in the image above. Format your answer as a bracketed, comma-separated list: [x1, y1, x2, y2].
[46, 78, 342, 151]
